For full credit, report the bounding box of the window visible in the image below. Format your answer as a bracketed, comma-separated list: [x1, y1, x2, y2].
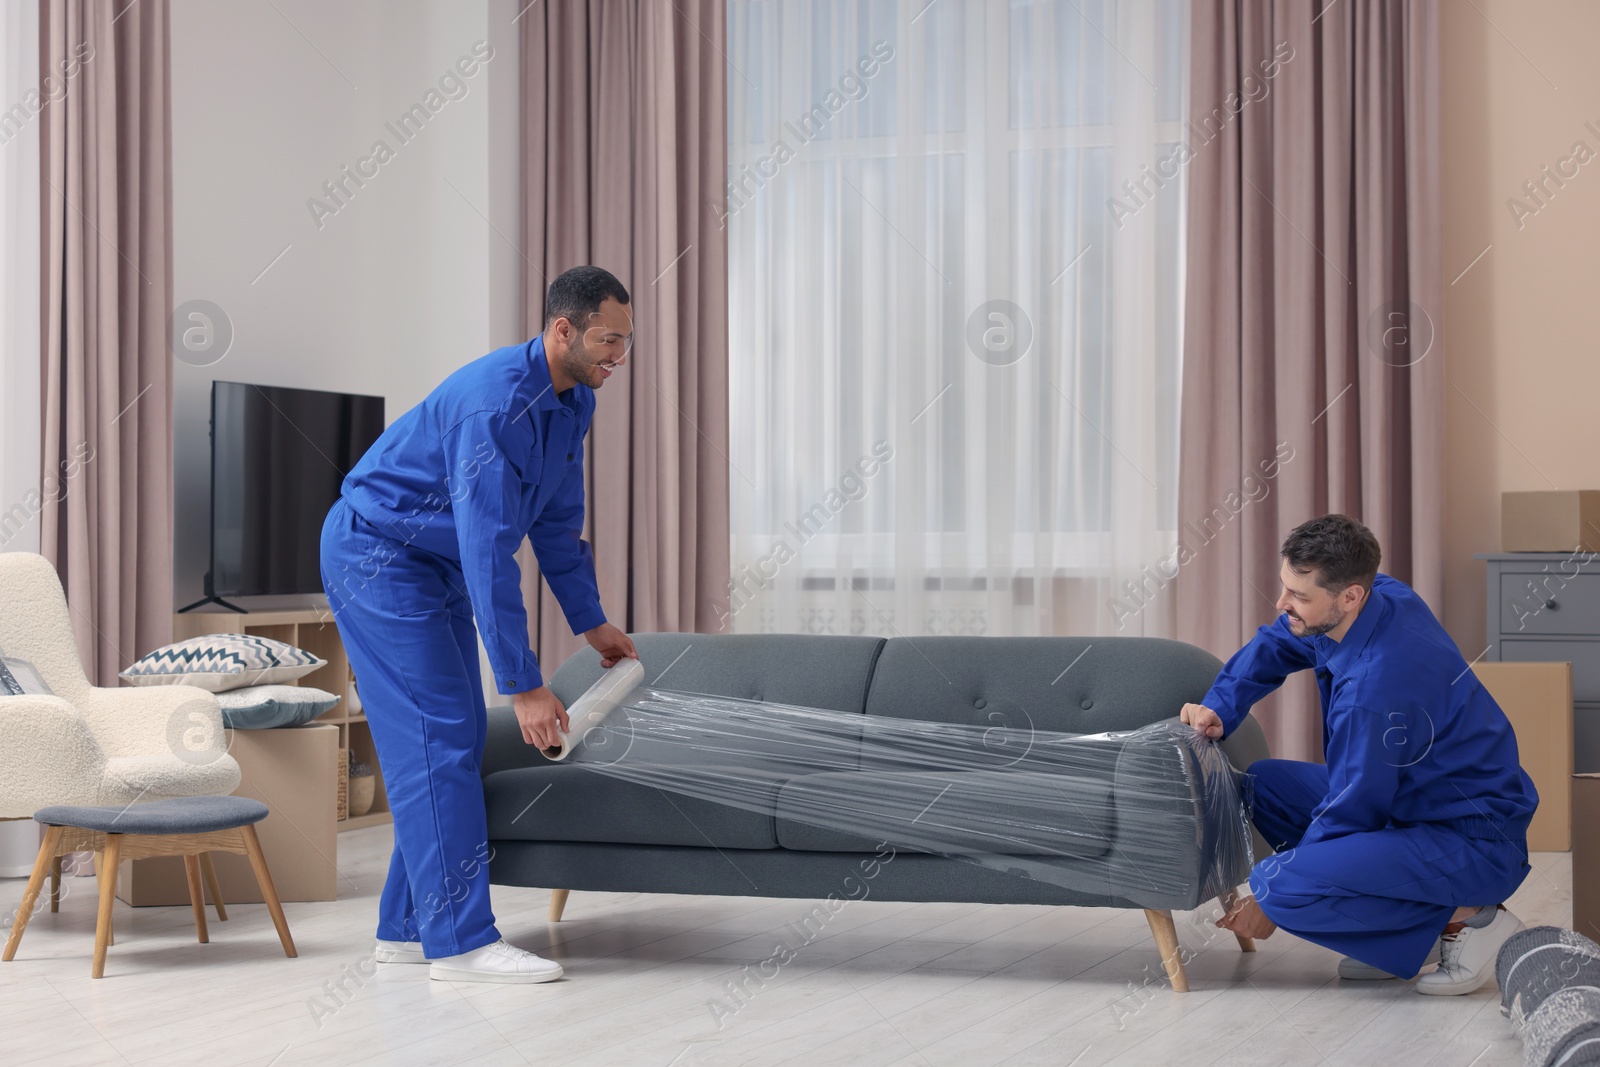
[726, 0, 1188, 638]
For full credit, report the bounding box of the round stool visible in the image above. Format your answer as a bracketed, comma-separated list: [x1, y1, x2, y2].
[3, 796, 297, 978]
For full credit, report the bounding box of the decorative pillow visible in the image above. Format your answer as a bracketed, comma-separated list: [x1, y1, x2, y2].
[215, 685, 340, 730]
[120, 634, 326, 693]
[0, 655, 52, 697]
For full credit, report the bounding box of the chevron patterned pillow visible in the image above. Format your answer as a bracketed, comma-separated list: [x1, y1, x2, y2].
[120, 634, 326, 693]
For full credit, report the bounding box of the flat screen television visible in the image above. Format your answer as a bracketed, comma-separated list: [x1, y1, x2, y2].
[183, 381, 384, 611]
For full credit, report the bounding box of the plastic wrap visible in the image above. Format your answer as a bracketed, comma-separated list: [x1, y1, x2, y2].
[551, 672, 1255, 910]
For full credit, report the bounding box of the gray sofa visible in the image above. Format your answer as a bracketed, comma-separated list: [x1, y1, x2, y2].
[482, 633, 1269, 991]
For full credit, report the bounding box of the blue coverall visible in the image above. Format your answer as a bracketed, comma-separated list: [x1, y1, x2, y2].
[1205, 574, 1538, 978]
[319, 335, 605, 957]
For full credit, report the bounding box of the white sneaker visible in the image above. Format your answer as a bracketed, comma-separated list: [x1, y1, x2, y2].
[373, 939, 428, 964]
[1338, 939, 1442, 980]
[1416, 908, 1525, 996]
[428, 938, 564, 984]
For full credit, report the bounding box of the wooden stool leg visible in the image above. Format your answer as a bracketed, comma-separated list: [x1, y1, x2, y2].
[199, 853, 227, 921]
[240, 826, 295, 958]
[92, 836, 122, 978]
[50, 856, 61, 913]
[4, 826, 63, 962]
[91, 851, 113, 946]
[183, 856, 210, 944]
[1144, 908, 1189, 992]
[549, 888, 570, 923]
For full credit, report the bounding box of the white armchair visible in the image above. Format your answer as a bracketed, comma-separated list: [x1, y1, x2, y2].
[0, 552, 240, 819]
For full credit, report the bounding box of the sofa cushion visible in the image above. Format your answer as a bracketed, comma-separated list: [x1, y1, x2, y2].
[773, 770, 1115, 858]
[547, 633, 886, 715]
[483, 763, 788, 849]
[863, 636, 1223, 737]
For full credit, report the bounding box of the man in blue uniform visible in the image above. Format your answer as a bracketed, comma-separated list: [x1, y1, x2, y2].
[320, 266, 638, 984]
[1186, 515, 1537, 994]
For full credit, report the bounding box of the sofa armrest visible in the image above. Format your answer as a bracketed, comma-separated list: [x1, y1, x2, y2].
[1217, 714, 1269, 774]
[1107, 722, 1254, 911]
[75, 684, 227, 762]
[482, 704, 546, 778]
[0, 695, 109, 816]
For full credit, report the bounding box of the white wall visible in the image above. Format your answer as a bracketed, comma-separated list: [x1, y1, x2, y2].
[169, 0, 524, 607]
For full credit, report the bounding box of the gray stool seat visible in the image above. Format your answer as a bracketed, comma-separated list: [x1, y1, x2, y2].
[34, 796, 269, 835]
[8, 795, 295, 977]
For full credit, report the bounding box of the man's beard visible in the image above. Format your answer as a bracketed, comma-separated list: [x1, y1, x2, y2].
[562, 335, 600, 388]
[1288, 605, 1343, 637]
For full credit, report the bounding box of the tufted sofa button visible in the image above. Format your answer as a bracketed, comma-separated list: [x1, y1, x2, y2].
[974, 698, 987, 709]
[1080, 699, 1094, 710]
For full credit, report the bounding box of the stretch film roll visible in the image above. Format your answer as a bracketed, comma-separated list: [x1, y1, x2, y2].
[540, 658, 646, 762]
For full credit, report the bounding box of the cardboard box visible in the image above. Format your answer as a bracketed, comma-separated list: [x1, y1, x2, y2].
[1574, 774, 1600, 942]
[117, 723, 339, 905]
[1503, 490, 1600, 553]
[1475, 661, 1573, 851]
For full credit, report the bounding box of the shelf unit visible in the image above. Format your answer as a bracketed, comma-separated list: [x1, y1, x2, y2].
[173, 607, 390, 832]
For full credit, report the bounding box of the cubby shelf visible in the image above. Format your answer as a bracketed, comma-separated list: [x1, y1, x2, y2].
[173, 607, 391, 833]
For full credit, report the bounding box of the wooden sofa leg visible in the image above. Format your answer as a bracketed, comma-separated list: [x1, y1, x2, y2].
[548, 888, 570, 923]
[1218, 890, 1256, 953]
[1144, 909, 1189, 992]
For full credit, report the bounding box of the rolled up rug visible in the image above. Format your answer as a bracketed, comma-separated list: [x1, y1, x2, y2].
[1497, 927, 1600, 1031]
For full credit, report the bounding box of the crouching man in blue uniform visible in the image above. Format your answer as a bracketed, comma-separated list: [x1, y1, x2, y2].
[1186, 514, 1537, 994]
[319, 266, 639, 984]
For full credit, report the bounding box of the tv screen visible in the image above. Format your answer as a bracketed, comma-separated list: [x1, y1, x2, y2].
[211, 381, 385, 598]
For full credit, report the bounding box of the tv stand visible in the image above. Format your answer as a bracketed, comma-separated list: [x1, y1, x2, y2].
[178, 593, 248, 614]
[178, 571, 248, 614]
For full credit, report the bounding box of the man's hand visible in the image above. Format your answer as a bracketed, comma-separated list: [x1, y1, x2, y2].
[1215, 895, 1277, 940]
[1180, 702, 1225, 739]
[584, 622, 639, 668]
[514, 686, 570, 751]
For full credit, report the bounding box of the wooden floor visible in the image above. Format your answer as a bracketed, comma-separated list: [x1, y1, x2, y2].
[0, 829, 1571, 1066]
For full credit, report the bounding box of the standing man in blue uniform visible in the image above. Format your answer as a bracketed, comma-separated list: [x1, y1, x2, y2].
[320, 266, 638, 984]
[1184, 515, 1537, 994]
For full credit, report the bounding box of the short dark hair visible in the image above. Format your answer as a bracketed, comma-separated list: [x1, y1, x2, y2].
[1280, 514, 1382, 594]
[543, 266, 630, 329]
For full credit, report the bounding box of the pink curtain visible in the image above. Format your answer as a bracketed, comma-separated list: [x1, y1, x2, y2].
[520, 0, 729, 667]
[1176, 0, 1443, 762]
[39, 0, 175, 685]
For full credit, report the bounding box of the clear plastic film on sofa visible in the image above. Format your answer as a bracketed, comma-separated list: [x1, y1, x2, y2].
[553, 673, 1256, 912]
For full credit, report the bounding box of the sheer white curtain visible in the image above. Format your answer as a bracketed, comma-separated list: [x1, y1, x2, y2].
[725, 0, 1188, 640]
[1, 0, 44, 874]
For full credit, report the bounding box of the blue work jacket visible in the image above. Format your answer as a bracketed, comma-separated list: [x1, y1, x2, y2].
[339, 336, 604, 694]
[1204, 574, 1538, 846]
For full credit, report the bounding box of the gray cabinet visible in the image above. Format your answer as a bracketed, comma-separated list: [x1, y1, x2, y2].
[1480, 552, 1599, 771]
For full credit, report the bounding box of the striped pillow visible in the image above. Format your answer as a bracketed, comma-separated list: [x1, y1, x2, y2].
[121, 634, 325, 693]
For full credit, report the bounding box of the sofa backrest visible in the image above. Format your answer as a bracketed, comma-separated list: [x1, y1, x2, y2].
[863, 635, 1269, 772]
[864, 636, 1222, 733]
[549, 633, 885, 712]
[511, 631, 1269, 776]
[538, 633, 885, 770]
